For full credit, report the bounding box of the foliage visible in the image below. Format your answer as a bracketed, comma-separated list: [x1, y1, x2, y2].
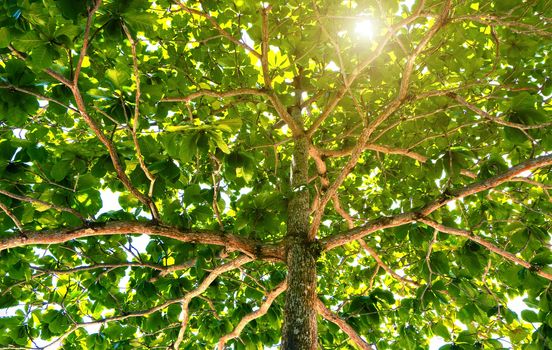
[0, 0, 551, 349]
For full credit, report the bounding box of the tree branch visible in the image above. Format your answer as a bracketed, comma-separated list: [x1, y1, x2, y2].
[0, 200, 23, 231]
[73, 0, 101, 85]
[322, 153, 552, 251]
[0, 221, 284, 261]
[316, 144, 428, 163]
[0, 84, 78, 113]
[315, 298, 374, 350]
[309, 0, 452, 239]
[217, 280, 287, 349]
[419, 218, 552, 281]
[358, 240, 420, 288]
[40, 255, 252, 350]
[172, 255, 252, 349]
[161, 88, 269, 102]
[0, 189, 86, 222]
[175, 2, 261, 59]
[306, 5, 428, 136]
[121, 22, 157, 198]
[260, 5, 272, 87]
[419, 153, 552, 216]
[452, 93, 552, 130]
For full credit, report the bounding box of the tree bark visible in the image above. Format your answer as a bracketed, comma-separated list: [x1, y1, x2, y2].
[281, 85, 318, 349]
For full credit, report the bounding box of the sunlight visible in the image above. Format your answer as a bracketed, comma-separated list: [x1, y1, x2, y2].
[355, 19, 374, 39]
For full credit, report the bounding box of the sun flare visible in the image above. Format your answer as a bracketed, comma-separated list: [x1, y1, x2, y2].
[355, 19, 374, 38]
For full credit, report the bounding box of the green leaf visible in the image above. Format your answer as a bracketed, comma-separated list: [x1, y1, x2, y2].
[432, 323, 450, 340]
[106, 66, 131, 88]
[209, 131, 230, 154]
[50, 161, 70, 181]
[13, 32, 44, 51]
[31, 44, 57, 69]
[0, 28, 11, 48]
[214, 118, 242, 132]
[521, 310, 539, 323]
[55, 0, 88, 20]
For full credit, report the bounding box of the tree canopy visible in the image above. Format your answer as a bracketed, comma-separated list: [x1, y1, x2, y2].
[0, 0, 551, 349]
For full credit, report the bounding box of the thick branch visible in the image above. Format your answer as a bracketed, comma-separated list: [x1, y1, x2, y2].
[419, 218, 552, 281]
[419, 153, 552, 215]
[315, 298, 374, 350]
[217, 280, 287, 349]
[323, 153, 552, 251]
[70, 76, 160, 220]
[0, 221, 283, 261]
[73, 0, 101, 85]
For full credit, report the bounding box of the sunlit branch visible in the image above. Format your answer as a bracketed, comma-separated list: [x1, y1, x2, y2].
[405, 120, 482, 150]
[419, 153, 552, 216]
[122, 22, 157, 198]
[420, 228, 438, 305]
[161, 8, 302, 136]
[306, 4, 429, 136]
[175, 2, 261, 59]
[332, 195, 354, 229]
[8, 45, 72, 87]
[172, 255, 253, 349]
[419, 218, 552, 281]
[0, 189, 86, 222]
[315, 298, 375, 350]
[309, 0, 452, 239]
[210, 154, 225, 230]
[452, 93, 552, 130]
[161, 88, 269, 102]
[368, 105, 462, 144]
[260, 5, 272, 87]
[69, 71, 160, 220]
[0, 84, 78, 113]
[451, 14, 552, 38]
[2, 260, 197, 297]
[5, 0, 160, 220]
[266, 93, 304, 136]
[358, 240, 420, 288]
[510, 177, 552, 201]
[0, 200, 23, 231]
[28, 259, 197, 277]
[317, 144, 428, 163]
[73, 0, 101, 85]
[217, 280, 287, 349]
[323, 153, 552, 251]
[0, 221, 284, 261]
[38, 256, 252, 350]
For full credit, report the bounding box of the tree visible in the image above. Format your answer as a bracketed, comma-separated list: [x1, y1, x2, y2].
[0, 0, 551, 348]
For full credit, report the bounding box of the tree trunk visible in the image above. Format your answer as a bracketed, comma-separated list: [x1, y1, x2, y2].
[281, 91, 318, 349]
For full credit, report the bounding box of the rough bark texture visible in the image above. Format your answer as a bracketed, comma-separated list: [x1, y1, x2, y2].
[281, 234, 318, 350]
[281, 90, 318, 349]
